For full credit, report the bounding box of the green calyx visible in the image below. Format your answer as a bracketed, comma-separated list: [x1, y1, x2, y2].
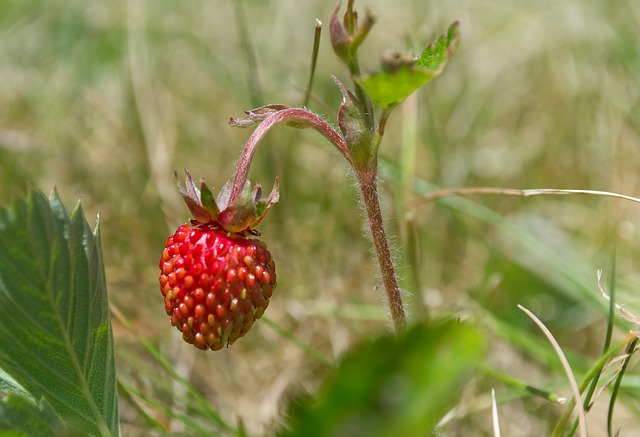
[177, 169, 279, 234]
[334, 76, 375, 168]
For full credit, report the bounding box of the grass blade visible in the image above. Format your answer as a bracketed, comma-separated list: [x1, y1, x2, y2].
[233, 0, 262, 106]
[302, 19, 322, 108]
[111, 304, 237, 435]
[261, 316, 333, 368]
[518, 305, 587, 437]
[491, 388, 501, 437]
[481, 365, 566, 404]
[608, 337, 639, 436]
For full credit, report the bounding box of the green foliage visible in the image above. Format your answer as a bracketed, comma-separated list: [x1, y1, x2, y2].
[354, 21, 460, 109]
[0, 394, 74, 437]
[280, 320, 485, 437]
[0, 189, 118, 436]
[416, 21, 460, 71]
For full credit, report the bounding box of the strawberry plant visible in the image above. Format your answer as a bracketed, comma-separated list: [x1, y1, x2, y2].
[2, 0, 640, 436]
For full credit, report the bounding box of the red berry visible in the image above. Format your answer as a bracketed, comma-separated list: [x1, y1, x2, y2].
[160, 170, 279, 351]
[160, 223, 276, 350]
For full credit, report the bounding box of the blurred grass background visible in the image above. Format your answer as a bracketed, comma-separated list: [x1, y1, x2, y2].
[2, 0, 640, 435]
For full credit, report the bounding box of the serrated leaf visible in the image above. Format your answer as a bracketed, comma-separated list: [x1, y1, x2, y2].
[0, 393, 75, 436]
[354, 66, 437, 110]
[354, 21, 460, 109]
[0, 189, 118, 436]
[280, 319, 485, 437]
[416, 21, 460, 71]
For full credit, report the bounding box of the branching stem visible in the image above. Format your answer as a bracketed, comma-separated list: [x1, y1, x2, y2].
[230, 107, 407, 332]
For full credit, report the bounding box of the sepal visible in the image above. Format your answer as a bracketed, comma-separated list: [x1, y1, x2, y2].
[199, 180, 220, 219]
[334, 76, 374, 164]
[176, 170, 212, 224]
[229, 104, 290, 128]
[177, 170, 279, 235]
[217, 179, 279, 233]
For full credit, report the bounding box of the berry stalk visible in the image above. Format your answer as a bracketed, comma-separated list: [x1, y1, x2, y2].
[229, 108, 351, 204]
[230, 106, 407, 332]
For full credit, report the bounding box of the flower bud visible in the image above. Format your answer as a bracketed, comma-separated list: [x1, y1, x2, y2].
[329, 2, 352, 63]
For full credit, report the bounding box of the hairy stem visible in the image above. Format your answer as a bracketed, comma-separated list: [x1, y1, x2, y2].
[357, 169, 406, 331]
[351, 106, 405, 331]
[230, 108, 351, 203]
[231, 106, 406, 332]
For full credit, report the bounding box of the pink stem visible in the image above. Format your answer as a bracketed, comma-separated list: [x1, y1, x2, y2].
[356, 168, 407, 331]
[230, 106, 406, 332]
[230, 108, 351, 203]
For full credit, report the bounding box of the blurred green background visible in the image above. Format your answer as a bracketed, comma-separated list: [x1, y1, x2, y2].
[2, 0, 640, 435]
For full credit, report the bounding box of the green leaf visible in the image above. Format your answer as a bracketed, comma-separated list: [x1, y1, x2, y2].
[280, 319, 485, 437]
[354, 21, 460, 109]
[0, 369, 30, 400]
[0, 189, 118, 436]
[416, 21, 460, 71]
[0, 393, 75, 436]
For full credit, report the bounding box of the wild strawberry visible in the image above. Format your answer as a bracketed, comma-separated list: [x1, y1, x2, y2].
[159, 170, 278, 351]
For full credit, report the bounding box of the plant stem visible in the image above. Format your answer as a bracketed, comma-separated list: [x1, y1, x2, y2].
[351, 106, 406, 331]
[229, 108, 351, 203]
[230, 106, 406, 331]
[356, 168, 406, 331]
